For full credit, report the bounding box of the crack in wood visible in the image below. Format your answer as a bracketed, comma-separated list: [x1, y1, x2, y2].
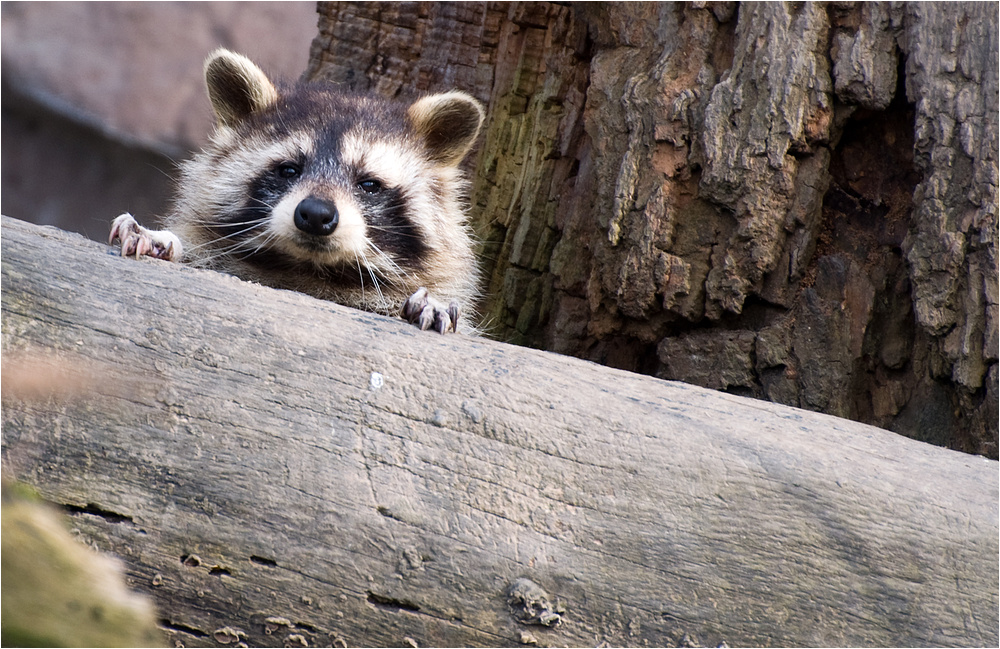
[375, 505, 405, 522]
[159, 618, 209, 638]
[62, 502, 137, 527]
[367, 591, 422, 613]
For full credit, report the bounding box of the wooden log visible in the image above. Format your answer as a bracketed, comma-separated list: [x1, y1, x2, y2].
[1, 215, 997, 648]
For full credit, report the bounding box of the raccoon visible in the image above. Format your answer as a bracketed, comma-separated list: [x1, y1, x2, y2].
[110, 49, 484, 334]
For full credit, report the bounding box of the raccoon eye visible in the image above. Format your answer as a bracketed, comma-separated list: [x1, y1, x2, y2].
[358, 178, 383, 194]
[276, 163, 301, 179]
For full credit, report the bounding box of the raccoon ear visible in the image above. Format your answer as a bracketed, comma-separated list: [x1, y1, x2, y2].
[204, 49, 278, 127]
[407, 92, 485, 167]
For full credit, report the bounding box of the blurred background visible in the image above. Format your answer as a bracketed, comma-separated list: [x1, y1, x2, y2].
[1, 1, 318, 240]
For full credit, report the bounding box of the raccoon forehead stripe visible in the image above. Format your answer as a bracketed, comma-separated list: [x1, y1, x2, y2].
[211, 130, 315, 165]
[340, 131, 427, 188]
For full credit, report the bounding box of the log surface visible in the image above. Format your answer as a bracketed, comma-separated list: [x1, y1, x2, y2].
[2, 215, 997, 648]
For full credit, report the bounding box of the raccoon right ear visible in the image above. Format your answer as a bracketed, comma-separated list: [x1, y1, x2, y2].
[204, 49, 278, 127]
[408, 92, 485, 167]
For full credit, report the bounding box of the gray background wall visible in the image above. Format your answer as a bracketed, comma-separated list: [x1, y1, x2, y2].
[1, 2, 318, 240]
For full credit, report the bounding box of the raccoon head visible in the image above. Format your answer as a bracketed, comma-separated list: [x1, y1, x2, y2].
[184, 49, 484, 295]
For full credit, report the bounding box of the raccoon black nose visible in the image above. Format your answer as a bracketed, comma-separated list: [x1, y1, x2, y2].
[294, 197, 339, 236]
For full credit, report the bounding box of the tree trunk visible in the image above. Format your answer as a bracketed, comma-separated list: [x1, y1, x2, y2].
[306, 1, 998, 458]
[2, 215, 998, 648]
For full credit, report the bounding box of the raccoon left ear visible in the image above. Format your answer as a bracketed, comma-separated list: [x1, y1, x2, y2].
[204, 49, 279, 127]
[407, 92, 485, 167]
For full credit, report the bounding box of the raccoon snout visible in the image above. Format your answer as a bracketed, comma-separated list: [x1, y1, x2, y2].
[294, 197, 339, 236]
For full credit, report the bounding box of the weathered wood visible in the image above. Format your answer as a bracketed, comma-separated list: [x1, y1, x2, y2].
[2, 215, 997, 648]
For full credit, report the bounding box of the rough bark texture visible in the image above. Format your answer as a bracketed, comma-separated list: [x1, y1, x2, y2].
[305, 2, 998, 458]
[3, 215, 998, 648]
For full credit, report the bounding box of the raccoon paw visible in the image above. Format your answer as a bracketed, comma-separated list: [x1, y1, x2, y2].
[109, 213, 182, 261]
[402, 287, 461, 334]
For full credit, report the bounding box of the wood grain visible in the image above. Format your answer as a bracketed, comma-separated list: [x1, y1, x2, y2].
[2, 215, 996, 647]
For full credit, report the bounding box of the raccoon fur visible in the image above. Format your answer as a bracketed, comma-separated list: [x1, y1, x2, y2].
[111, 48, 484, 334]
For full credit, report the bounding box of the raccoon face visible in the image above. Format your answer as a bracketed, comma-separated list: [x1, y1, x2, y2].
[224, 128, 431, 272]
[189, 49, 484, 283]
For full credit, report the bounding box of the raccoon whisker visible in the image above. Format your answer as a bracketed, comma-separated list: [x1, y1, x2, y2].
[246, 194, 278, 208]
[366, 265, 387, 305]
[190, 227, 270, 250]
[364, 240, 406, 281]
[195, 204, 275, 228]
[188, 217, 270, 242]
[197, 217, 270, 230]
[187, 223, 274, 260]
[185, 200, 274, 231]
[143, 161, 180, 183]
[237, 226, 279, 251]
[180, 211, 270, 238]
[355, 246, 397, 311]
[241, 231, 281, 258]
[353, 252, 365, 301]
[352, 250, 379, 305]
[364, 237, 401, 267]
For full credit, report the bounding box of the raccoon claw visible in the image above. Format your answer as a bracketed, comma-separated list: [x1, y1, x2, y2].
[110, 213, 182, 261]
[402, 287, 461, 334]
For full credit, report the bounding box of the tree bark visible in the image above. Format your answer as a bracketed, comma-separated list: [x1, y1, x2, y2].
[305, 1, 998, 458]
[2, 215, 997, 647]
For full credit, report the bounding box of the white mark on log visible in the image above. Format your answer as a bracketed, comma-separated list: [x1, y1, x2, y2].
[213, 626, 246, 644]
[370, 372, 384, 390]
[264, 616, 291, 634]
[404, 636, 418, 648]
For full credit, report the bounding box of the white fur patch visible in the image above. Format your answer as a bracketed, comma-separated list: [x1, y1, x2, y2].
[267, 186, 369, 266]
[340, 131, 428, 190]
[231, 135, 315, 172]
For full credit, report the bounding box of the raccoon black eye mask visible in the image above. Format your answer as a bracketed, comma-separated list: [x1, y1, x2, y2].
[111, 48, 484, 335]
